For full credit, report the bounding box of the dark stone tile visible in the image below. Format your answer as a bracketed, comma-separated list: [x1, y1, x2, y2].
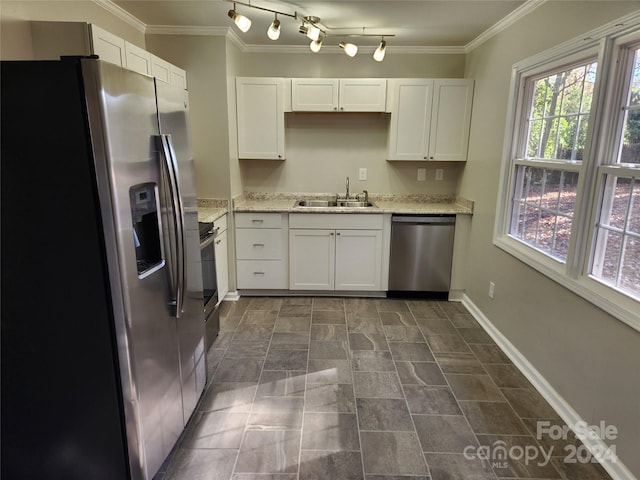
[354, 371, 403, 398]
[413, 414, 478, 453]
[311, 324, 348, 341]
[376, 299, 411, 313]
[457, 328, 494, 345]
[247, 297, 283, 311]
[224, 339, 270, 359]
[349, 333, 389, 351]
[520, 417, 581, 454]
[446, 374, 503, 401]
[483, 363, 531, 388]
[406, 300, 447, 318]
[551, 457, 613, 480]
[299, 451, 364, 480]
[470, 344, 511, 364]
[279, 304, 312, 317]
[307, 359, 353, 384]
[213, 358, 263, 383]
[345, 298, 379, 317]
[384, 326, 425, 342]
[403, 385, 462, 415]
[425, 334, 472, 353]
[388, 342, 434, 362]
[415, 317, 458, 335]
[309, 340, 349, 359]
[459, 401, 529, 435]
[233, 474, 297, 480]
[206, 348, 226, 379]
[501, 387, 559, 419]
[232, 325, 274, 340]
[477, 434, 562, 478]
[312, 310, 346, 324]
[360, 431, 428, 475]
[350, 351, 396, 372]
[211, 332, 233, 349]
[301, 412, 360, 451]
[356, 398, 414, 431]
[269, 332, 310, 350]
[313, 297, 345, 310]
[305, 383, 356, 413]
[164, 448, 237, 480]
[282, 296, 312, 305]
[182, 411, 248, 448]
[263, 349, 308, 370]
[396, 361, 447, 386]
[199, 382, 257, 413]
[449, 312, 481, 328]
[436, 301, 468, 316]
[347, 316, 386, 334]
[220, 315, 242, 332]
[240, 310, 279, 325]
[434, 352, 486, 374]
[256, 370, 306, 398]
[379, 311, 417, 326]
[366, 476, 430, 480]
[424, 453, 495, 480]
[248, 397, 304, 429]
[274, 316, 311, 332]
[235, 430, 300, 474]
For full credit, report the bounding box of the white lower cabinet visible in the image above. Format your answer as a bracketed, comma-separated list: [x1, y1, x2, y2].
[289, 214, 383, 291]
[214, 224, 229, 303]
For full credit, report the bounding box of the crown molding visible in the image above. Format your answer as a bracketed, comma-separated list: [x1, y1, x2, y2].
[92, 0, 147, 33]
[465, 0, 548, 52]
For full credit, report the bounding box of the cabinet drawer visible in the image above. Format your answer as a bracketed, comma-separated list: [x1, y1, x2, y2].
[236, 260, 285, 289]
[289, 213, 383, 230]
[235, 212, 282, 228]
[236, 229, 282, 259]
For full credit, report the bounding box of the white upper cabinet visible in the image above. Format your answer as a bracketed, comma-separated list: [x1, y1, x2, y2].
[236, 77, 285, 160]
[291, 78, 387, 112]
[151, 54, 172, 83]
[387, 78, 474, 161]
[170, 65, 188, 90]
[124, 41, 151, 76]
[90, 24, 127, 68]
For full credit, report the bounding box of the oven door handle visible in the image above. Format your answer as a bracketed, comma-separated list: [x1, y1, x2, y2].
[200, 233, 216, 249]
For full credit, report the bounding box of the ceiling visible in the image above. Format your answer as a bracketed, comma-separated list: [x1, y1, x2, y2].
[110, 0, 538, 52]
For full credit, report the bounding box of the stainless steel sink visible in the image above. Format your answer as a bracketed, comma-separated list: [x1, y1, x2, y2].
[295, 199, 376, 208]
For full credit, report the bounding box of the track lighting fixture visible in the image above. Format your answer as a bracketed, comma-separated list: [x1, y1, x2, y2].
[309, 37, 323, 53]
[228, 4, 251, 33]
[373, 39, 386, 62]
[267, 15, 281, 40]
[339, 41, 358, 58]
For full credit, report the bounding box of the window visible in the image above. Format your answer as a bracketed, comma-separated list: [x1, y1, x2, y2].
[495, 13, 640, 331]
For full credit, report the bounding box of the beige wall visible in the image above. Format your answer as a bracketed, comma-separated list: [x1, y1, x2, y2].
[0, 1, 144, 59]
[461, 2, 640, 476]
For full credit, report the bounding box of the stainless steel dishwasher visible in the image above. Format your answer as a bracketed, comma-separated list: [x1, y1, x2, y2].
[388, 215, 455, 294]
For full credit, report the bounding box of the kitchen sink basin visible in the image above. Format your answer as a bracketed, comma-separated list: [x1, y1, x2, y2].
[295, 199, 377, 208]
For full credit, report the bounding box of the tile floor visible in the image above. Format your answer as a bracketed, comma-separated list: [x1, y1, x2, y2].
[155, 297, 614, 480]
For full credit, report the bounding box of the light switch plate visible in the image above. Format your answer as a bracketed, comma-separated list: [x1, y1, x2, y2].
[435, 169, 444, 181]
[359, 168, 367, 180]
[417, 168, 426, 181]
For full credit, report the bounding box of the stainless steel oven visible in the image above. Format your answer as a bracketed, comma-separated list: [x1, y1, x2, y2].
[199, 221, 218, 322]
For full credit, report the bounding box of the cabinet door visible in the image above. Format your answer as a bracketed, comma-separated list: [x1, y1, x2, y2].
[214, 229, 229, 303]
[236, 77, 285, 159]
[387, 79, 433, 161]
[335, 229, 382, 290]
[429, 79, 474, 161]
[289, 229, 335, 290]
[151, 54, 172, 83]
[125, 41, 152, 76]
[170, 65, 188, 90]
[89, 24, 126, 67]
[339, 79, 387, 112]
[291, 79, 339, 111]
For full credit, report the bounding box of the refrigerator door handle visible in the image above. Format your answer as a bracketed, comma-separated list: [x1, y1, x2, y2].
[155, 134, 186, 318]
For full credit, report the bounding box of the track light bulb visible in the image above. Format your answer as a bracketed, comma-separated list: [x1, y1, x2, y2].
[306, 25, 321, 41]
[373, 40, 386, 62]
[267, 18, 281, 40]
[339, 41, 358, 57]
[228, 8, 251, 33]
[310, 37, 323, 53]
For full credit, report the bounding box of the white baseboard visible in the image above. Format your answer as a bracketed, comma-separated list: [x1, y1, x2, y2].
[461, 294, 637, 480]
[222, 290, 240, 302]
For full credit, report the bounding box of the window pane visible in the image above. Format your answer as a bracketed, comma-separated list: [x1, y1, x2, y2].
[527, 119, 543, 157]
[619, 48, 640, 163]
[605, 177, 632, 230]
[596, 230, 623, 284]
[620, 236, 640, 297]
[559, 171, 579, 215]
[629, 181, 640, 234]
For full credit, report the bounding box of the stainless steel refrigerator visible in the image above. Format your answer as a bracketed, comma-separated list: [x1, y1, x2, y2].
[1, 58, 206, 480]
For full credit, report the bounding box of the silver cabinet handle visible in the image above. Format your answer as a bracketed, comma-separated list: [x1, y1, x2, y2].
[253, 243, 265, 247]
[252, 219, 264, 224]
[253, 271, 265, 275]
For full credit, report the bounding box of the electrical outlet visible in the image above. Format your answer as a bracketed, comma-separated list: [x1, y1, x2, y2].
[435, 169, 444, 181]
[359, 167, 367, 181]
[488, 281, 495, 299]
[417, 168, 426, 181]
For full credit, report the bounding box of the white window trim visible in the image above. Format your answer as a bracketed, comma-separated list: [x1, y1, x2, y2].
[494, 11, 640, 333]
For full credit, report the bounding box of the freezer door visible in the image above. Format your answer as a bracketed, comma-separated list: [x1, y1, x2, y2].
[155, 80, 206, 424]
[83, 60, 184, 479]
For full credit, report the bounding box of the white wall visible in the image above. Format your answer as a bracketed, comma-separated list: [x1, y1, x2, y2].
[461, 2, 640, 477]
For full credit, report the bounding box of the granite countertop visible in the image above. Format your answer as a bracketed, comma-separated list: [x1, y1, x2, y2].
[197, 199, 229, 223]
[233, 192, 474, 215]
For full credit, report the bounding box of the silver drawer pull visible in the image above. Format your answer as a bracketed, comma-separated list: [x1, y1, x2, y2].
[252, 219, 264, 224]
[253, 243, 265, 247]
[253, 271, 265, 275]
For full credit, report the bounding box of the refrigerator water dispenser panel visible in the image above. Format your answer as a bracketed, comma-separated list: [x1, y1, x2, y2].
[130, 183, 163, 276]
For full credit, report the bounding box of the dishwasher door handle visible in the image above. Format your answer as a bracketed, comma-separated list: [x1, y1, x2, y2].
[392, 215, 455, 225]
